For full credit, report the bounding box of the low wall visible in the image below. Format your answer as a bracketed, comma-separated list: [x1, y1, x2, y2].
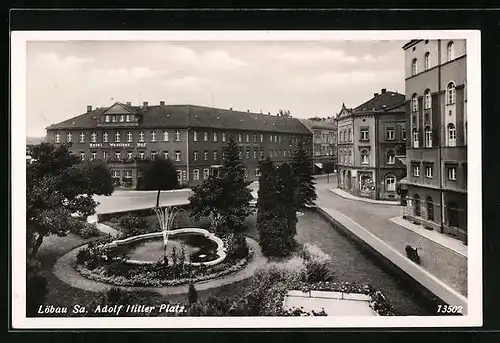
[316, 207, 468, 315]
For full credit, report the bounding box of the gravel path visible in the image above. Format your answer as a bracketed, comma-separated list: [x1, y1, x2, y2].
[52, 237, 266, 296]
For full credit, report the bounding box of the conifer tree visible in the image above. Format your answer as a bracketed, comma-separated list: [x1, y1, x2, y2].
[291, 142, 317, 210]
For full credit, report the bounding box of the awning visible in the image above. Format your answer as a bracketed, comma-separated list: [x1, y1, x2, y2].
[314, 163, 323, 169]
[397, 156, 407, 166]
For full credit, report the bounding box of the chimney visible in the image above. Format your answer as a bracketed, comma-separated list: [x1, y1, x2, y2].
[247, 109, 250, 112]
[143, 101, 148, 108]
[230, 107, 233, 111]
[374, 93, 378, 97]
[381, 88, 387, 94]
[126, 102, 131, 106]
[160, 101, 165, 106]
[87, 105, 92, 112]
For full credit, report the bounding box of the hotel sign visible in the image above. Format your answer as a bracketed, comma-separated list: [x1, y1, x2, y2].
[89, 143, 102, 148]
[89, 142, 147, 148]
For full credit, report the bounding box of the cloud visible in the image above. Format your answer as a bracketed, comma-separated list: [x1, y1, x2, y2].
[276, 48, 359, 64]
[36, 53, 93, 70]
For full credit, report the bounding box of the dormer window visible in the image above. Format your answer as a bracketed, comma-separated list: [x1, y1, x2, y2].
[126, 114, 131, 122]
[112, 116, 117, 123]
[105, 115, 110, 123]
[120, 115, 124, 122]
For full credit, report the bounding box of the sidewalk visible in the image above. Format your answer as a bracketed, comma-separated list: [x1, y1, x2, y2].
[315, 185, 468, 297]
[389, 216, 467, 258]
[330, 188, 399, 206]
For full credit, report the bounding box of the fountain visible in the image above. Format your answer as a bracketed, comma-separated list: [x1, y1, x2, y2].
[153, 206, 185, 258]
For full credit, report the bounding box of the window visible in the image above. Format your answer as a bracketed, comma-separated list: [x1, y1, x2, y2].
[79, 152, 85, 161]
[260, 150, 264, 159]
[204, 151, 208, 161]
[112, 170, 120, 178]
[424, 89, 432, 109]
[246, 150, 250, 159]
[411, 94, 418, 112]
[447, 41, 455, 61]
[123, 170, 132, 178]
[66, 132, 72, 143]
[447, 82, 456, 104]
[269, 134, 272, 142]
[103, 151, 108, 160]
[274, 135, 278, 143]
[91, 152, 97, 160]
[279, 135, 282, 143]
[260, 134, 264, 142]
[126, 114, 131, 122]
[387, 150, 395, 164]
[447, 201, 459, 227]
[213, 132, 218, 142]
[163, 131, 169, 142]
[253, 134, 257, 142]
[253, 150, 257, 159]
[177, 170, 182, 182]
[222, 133, 226, 142]
[103, 132, 108, 143]
[203, 168, 210, 180]
[347, 129, 351, 142]
[239, 151, 242, 159]
[193, 131, 198, 142]
[151, 151, 157, 159]
[239, 134, 243, 142]
[425, 126, 432, 148]
[386, 127, 395, 140]
[127, 132, 133, 142]
[115, 152, 121, 160]
[112, 116, 117, 123]
[193, 169, 200, 181]
[139, 152, 144, 160]
[175, 151, 181, 162]
[105, 115, 110, 123]
[163, 151, 168, 159]
[412, 128, 419, 148]
[402, 128, 407, 141]
[54, 132, 60, 143]
[204, 132, 208, 142]
[361, 128, 369, 141]
[119, 115, 124, 122]
[448, 123, 457, 146]
[361, 150, 369, 164]
[193, 151, 198, 161]
[412, 163, 420, 176]
[127, 152, 133, 160]
[175, 130, 181, 141]
[411, 58, 418, 75]
[244, 168, 248, 178]
[114, 132, 120, 142]
[255, 168, 261, 177]
[386, 175, 396, 192]
[448, 166, 457, 180]
[213, 151, 218, 160]
[414, 194, 421, 216]
[79, 132, 85, 143]
[91, 132, 97, 143]
[246, 134, 250, 143]
[426, 197, 434, 221]
[424, 52, 430, 70]
[138, 131, 144, 142]
[151, 131, 156, 142]
[348, 149, 352, 164]
[425, 165, 433, 178]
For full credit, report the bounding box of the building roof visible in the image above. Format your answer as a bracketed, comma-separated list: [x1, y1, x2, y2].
[46, 103, 311, 135]
[402, 40, 422, 50]
[300, 118, 337, 131]
[353, 91, 406, 113]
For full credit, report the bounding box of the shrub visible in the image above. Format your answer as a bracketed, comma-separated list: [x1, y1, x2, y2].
[188, 296, 232, 316]
[69, 218, 100, 238]
[76, 248, 92, 265]
[232, 234, 249, 260]
[80, 223, 100, 238]
[118, 213, 150, 237]
[300, 243, 334, 282]
[187, 283, 198, 304]
[26, 259, 49, 317]
[105, 261, 133, 277]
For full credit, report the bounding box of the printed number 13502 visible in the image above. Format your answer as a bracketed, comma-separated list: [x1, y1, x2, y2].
[437, 305, 463, 314]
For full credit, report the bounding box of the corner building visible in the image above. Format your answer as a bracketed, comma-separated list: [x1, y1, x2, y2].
[45, 102, 312, 188]
[403, 39, 467, 241]
[336, 89, 407, 200]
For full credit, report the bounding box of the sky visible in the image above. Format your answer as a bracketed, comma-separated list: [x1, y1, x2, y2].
[26, 40, 406, 137]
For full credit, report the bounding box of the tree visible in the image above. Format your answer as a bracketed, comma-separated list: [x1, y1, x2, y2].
[189, 136, 253, 235]
[291, 142, 317, 210]
[257, 162, 297, 257]
[187, 282, 198, 304]
[26, 143, 114, 258]
[138, 155, 179, 207]
[323, 161, 335, 183]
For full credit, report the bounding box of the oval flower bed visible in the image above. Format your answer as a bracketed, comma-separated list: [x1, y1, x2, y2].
[75, 233, 252, 287]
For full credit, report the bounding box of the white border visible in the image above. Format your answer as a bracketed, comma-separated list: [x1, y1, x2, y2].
[11, 30, 482, 329]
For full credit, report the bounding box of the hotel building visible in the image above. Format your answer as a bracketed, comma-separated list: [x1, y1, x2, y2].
[336, 89, 407, 200]
[45, 102, 312, 188]
[402, 39, 467, 241]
